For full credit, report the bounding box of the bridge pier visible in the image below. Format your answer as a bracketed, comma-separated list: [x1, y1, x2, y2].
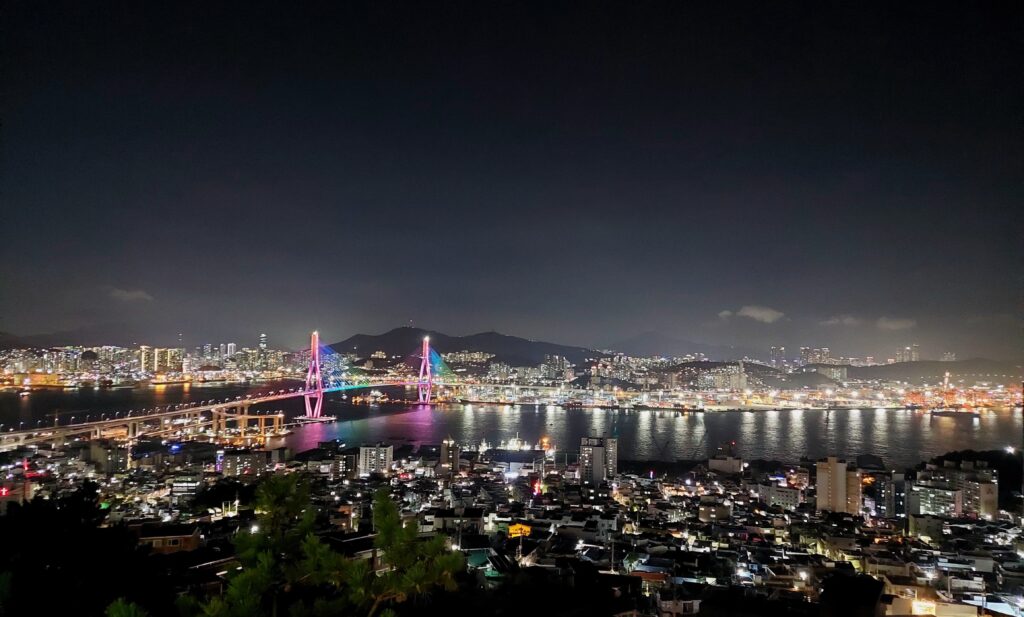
[212, 408, 225, 439]
[0, 434, 26, 451]
[2, 378, 453, 453]
[188, 411, 201, 435]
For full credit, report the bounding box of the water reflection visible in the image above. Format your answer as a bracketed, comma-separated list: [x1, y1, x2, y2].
[3, 385, 1017, 469]
[285, 404, 1022, 469]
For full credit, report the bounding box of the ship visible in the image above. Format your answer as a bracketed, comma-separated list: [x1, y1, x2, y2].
[294, 414, 337, 424]
[929, 407, 981, 418]
[929, 371, 980, 417]
[150, 377, 190, 385]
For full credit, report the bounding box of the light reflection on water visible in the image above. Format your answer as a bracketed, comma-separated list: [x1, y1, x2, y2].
[2, 384, 1016, 469]
[286, 403, 1022, 469]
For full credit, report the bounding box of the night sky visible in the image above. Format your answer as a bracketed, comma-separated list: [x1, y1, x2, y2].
[3, 2, 1021, 359]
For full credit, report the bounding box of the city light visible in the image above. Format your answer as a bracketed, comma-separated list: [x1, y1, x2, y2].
[1, 6, 1018, 612]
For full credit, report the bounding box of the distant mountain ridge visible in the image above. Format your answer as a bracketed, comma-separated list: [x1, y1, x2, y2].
[6, 324, 1022, 384]
[606, 330, 759, 360]
[0, 323, 166, 348]
[329, 327, 603, 366]
[815, 359, 1023, 384]
[661, 360, 836, 388]
[0, 332, 30, 348]
[665, 358, 1022, 386]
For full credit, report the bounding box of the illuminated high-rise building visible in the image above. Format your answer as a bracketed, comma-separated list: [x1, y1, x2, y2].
[165, 348, 184, 372]
[815, 457, 861, 515]
[358, 444, 393, 475]
[259, 333, 268, 351]
[153, 348, 166, 372]
[139, 345, 154, 373]
[227, 342, 237, 357]
[579, 436, 618, 485]
[895, 345, 920, 363]
[439, 437, 460, 478]
[799, 347, 830, 365]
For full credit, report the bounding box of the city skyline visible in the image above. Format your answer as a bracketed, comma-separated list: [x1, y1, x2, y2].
[3, 4, 1023, 615]
[3, 3, 1021, 359]
[0, 323, 994, 365]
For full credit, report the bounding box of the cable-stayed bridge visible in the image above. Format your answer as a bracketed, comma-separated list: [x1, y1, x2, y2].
[0, 331, 445, 452]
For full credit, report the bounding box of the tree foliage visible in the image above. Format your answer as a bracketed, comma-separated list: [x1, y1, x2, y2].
[0, 482, 172, 616]
[234, 473, 316, 565]
[105, 598, 150, 617]
[189, 478, 462, 617]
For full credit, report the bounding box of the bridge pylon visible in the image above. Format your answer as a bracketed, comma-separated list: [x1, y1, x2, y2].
[304, 331, 324, 417]
[418, 336, 432, 403]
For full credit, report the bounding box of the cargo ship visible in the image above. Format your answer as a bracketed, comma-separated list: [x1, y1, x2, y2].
[929, 407, 981, 418]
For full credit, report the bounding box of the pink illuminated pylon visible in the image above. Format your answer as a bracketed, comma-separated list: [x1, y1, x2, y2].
[418, 336, 432, 403]
[304, 331, 324, 417]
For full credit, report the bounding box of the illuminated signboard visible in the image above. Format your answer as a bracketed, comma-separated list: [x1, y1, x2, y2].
[509, 523, 531, 538]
